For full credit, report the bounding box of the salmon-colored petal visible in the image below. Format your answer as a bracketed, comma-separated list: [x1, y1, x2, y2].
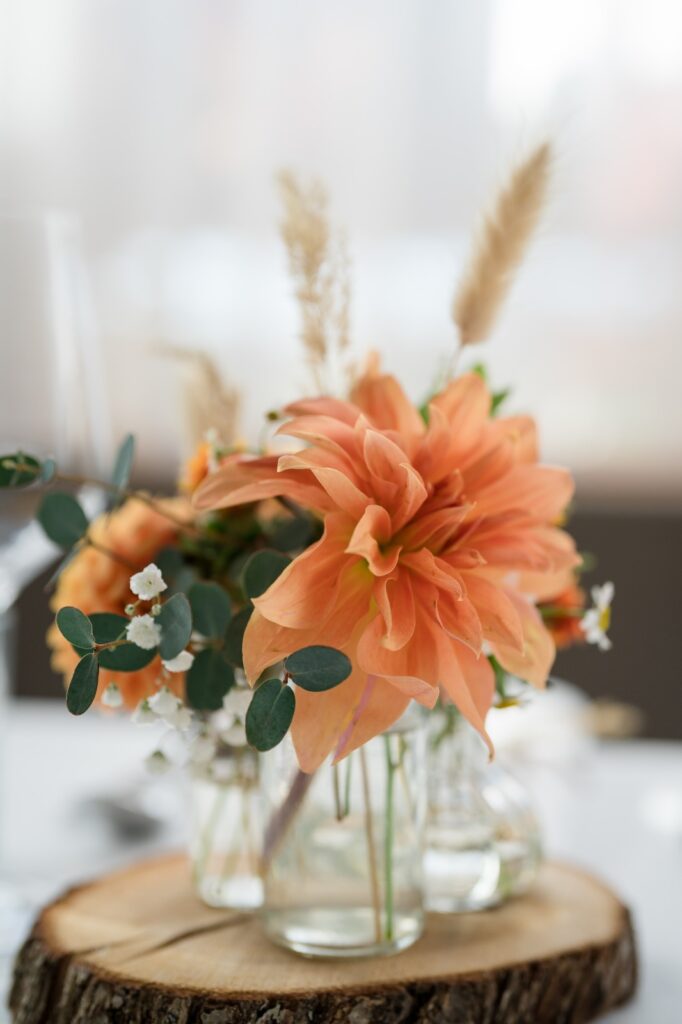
[277, 415, 360, 461]
[460, 573, 524, 651]
[331, 675, 412, 764]
[350, 372, 425, 442]
[291, 665, 367, 772]
[278, 453, 371, 520]
[428, 373, 490, 458]
[439, 643, 495, 752]
[401, 548, 464, 598]
[346, 505, 401, 576]
[285, 395, 361, 426]
[434, 588, 484, 655]
[491, 415, 539, 463]
[397, 505, 470, 554]
[361, 429, 428, 528]
[490, 589, 556, 687]
[373, 570, 416, 651]
[194, 456, 335, 514]
[470, 465, 575, 522]
[253, 515, 353, 629]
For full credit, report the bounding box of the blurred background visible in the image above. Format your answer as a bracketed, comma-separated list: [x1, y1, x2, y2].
[1, 0, 681, 734]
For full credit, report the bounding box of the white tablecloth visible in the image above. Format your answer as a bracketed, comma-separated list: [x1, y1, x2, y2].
[2, 700, 682, 1022]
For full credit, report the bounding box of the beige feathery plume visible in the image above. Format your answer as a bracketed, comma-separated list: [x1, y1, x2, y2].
[156, 345, 240, 449]
[453, 141, 552, 347]
[277, 170, 352, 389]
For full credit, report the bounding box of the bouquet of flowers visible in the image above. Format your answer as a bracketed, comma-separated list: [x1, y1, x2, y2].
[1, 142, 613, 954]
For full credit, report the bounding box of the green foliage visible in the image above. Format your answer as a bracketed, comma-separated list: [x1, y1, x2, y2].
[37, 492, 89, 549]
[40, 458, 57, 483]
[0, 453, 41, 488]
[223, 607, 252, 668]
[284, 645, 352, 692]
[491, 388, 511, 415]
[156, 593, 192, 660]
[66, 652, 100, 715]
[241, 550, 291, 600]
[85, 613, 156, 670]
[186, 649, 235, 711]
[111, 434, 135, 497]
[245, 678, 295, 751]
[265, 515, 318, 554]
[56, 607, 95, 650]
[189, 581, 231, 638]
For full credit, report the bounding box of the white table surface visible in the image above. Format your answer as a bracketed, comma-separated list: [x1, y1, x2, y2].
[2, 699, 682, 1022]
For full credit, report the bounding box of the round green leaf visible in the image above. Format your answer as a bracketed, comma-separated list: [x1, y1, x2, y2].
[56, 607, 95, 650]
[245, 678, 295, 751]
[84, 613, 157, 671]
[241, 550, 291, 600]
[186, 649, 235, 711]
[66, 652, 100, 715]
[0, 453, 41, 488]
[111, 433, 135, 492]
[265, 515, 316, 553]
[157, 593, 192, 660]
[40, 457, 57, 483]
[189, 582, 231, 638]
[223, 607, 252, 668]
[284, 646, 352, 692]
[37, 492, 89, 549]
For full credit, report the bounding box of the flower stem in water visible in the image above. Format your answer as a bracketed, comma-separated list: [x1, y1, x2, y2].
[383, 735, 396, 942]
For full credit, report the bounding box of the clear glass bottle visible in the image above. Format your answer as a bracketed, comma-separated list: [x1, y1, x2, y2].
[425, 709, 541, 912]
[188, 746, 262, 910]
[260, 709, 427, 958]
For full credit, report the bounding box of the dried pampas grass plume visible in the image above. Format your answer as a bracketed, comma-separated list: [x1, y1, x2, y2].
[453, 141, 552, 347]
[156, 345, 240, 450]
[277, 170, 351, 390]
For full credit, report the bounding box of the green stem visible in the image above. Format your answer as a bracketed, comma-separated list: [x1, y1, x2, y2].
[343, 752, 353, 818]
[383, 734, 396, 943]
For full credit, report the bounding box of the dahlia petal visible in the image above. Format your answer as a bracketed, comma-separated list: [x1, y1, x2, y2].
[472, 465, 575, 522]
[401, 549, 464, 598]
[291, 666, 367, 773]
[331, 674, 412, 764]
[491, 415, 539, 463]
[459, 573, 524, 651]
[285, 396, 361, 426]
[438, 642, 495, 752]
[490, 589, 556, 687]
[346, 504, 401, 576]
[396, 506, 470, 554]
[434, 588, 484, 655]
[374, 570, 416, 651]
[194, 457, 335, 514]
[253, 515, 353, 629]
[429, 373, 490, 458]
[277, 415, 360, 460]
[350, 373, 425, 442]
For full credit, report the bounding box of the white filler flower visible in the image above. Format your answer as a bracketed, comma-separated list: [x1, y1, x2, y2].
[129, 563, 167, 601]
[162, 650, 194, 673]
[101, 683, 123, 708]
[132, 699, 157, 725]
[126, 614, 161, 650]
[581, 581, 614, 651]
[164, 702, 193, 731]
[148, 686, 180, 717]
[145, 750, 171, 775]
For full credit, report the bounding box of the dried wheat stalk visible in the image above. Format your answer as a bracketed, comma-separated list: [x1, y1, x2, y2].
[157, 345, 240, 448]
[453, 142, 552, 347]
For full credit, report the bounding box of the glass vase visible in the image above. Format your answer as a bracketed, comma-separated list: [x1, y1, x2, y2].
[425, 709, 541, 912]
[188, 746, 262, 910]
[260, 709, 427, 958]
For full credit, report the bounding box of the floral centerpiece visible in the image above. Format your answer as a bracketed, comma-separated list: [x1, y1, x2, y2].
[0, 143, 613, 957]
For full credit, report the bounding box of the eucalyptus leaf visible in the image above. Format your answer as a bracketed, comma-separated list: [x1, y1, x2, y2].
[186, 649, 235, 711]
[223, 607, 252, 668]
[37, 492, 89, 549]
[284, 646, 352, 692]
[189, 581, 231, 638]
[265, 516, 316, 553]
[66, 652, 100, 715]
[111, 433, 135, 493]
[0, 453, 41, 488]
[56, 607, 95, 650]
[241, 550, 291, 600]
[40, 457, 57, 483]
[245, 678, 295, 751]
[157, 593, 192, 660]
[82, 613, 156, 671]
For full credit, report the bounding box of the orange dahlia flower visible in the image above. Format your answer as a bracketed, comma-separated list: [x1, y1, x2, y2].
[540, 581, 586, 649]
[195, 370, 578, 770]
[48, 497, 191, 709]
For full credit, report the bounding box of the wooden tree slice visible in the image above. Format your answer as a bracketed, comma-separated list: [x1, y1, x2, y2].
[10, 854, 636, 1024]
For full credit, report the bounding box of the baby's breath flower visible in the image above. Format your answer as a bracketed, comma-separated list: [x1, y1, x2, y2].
[162, 650, 194, 673]
[190, 734, 217, 765]
[581, 581, 614, 651]
[151, 603, 162, 617]
[126, 614, 161, 650]
[145, 750, 170, 775]
[222, 687, 252, 721]
[129, 563, 167, 601]
[124, 603, 137, 616]
[148, 686, 179, 717]
[101, 683, 123, 709]
[222, 722, 248, 747]
[164, 701, 193, 731]
[132, 699, 157, 725]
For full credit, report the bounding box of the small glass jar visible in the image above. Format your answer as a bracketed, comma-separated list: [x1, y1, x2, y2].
[188, 746, 262, 910]
[425, 709, 541, 912]
[260, 709, 427, 958]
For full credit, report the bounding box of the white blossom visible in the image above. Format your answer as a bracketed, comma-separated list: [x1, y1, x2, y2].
[145, 750, 171, 775]
[129, 563, 167, 601]
[132, 699, 157, 725]
[164, 701, 193, 731]
[126, 614, 161, 650]
[162, 650, 194, 673]
[222, 687, 252, 721]
[101, 683, 123, 709]
[581, 581, 614, 651]
[148, 686, 179, 717]
[222, 722, 248, 747]
[190, 734, 217, 765]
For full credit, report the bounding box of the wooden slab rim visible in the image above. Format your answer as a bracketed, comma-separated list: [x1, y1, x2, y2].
[10, 853, 638, 1024]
